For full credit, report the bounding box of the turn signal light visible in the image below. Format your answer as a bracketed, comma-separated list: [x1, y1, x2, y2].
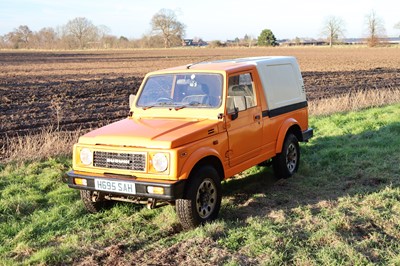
[147, 186, 164, 195]
[74, 178, 87, 186]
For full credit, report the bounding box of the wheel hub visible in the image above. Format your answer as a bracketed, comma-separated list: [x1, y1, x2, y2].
[196, 178, 217, 219]
[286, 143, 298, 172]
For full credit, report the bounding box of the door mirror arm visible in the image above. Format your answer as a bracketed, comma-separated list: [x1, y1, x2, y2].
[230, 107, 239, 121]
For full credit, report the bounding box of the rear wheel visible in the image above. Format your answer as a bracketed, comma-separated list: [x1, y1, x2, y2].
[273, 133, 300, 179]
[80, 190, 111, 213]
[176, 166, 222, 230]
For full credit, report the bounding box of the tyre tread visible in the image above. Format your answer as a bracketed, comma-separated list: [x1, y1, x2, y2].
[80, 190, 109, 213]
[175, 166, 221, 230]
[176, 198, 198, 230]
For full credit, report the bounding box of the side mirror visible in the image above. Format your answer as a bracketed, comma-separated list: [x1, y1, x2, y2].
[129, 94, 136, 109]
[230, 107, 239, 121]
[226, 97, 239, 121]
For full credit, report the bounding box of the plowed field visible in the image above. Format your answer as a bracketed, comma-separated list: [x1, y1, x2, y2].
[1, 48, 400, 149]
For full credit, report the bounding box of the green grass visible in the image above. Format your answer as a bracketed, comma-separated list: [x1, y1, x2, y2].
[1, 103, 399, 265]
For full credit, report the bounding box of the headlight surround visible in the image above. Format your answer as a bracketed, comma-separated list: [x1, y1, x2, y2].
[151, 153, 168, 172]
[79, 148, 93, 166]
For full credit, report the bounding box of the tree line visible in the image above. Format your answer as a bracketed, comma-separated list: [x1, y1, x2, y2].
[0, 17, 131, 50]
[0, 17, 168, 50]
[1, 9, 399, 50]
[0, 10, 188, 50]
[322, 10, 399, 47]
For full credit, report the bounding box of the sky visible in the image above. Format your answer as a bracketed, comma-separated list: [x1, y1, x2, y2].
[1, 0, 399, 41]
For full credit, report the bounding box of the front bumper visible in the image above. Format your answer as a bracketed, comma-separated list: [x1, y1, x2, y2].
[66, 170, 186, 200]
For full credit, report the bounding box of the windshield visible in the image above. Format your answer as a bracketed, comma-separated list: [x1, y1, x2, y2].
[136, 73, 223, 109]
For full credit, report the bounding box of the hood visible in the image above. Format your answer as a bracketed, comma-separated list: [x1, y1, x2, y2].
[78, 117, 221, 149]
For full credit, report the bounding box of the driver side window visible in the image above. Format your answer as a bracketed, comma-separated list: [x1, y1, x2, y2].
[227, 73, 256, 113]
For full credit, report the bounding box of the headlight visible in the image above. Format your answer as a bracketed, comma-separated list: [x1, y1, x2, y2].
[80, 148, 93, 165]
[152, 153, 168, 172]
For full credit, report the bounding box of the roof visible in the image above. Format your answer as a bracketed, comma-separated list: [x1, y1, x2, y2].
[150, 56, 296, 74]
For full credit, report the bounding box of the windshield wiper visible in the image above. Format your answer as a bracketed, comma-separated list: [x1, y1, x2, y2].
[142, 105, 154, 110]
[144, 103, 176, 110]
[174, 102, 208, 110]
[174, 105, 187, 110]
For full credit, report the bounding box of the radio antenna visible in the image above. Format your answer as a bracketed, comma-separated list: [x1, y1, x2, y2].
[186, 56, 217, 69]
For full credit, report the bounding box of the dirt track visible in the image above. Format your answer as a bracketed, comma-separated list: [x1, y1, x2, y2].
[1, 48, 400, 149]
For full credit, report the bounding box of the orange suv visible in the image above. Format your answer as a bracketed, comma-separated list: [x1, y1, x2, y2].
[67, 56, 313, 229]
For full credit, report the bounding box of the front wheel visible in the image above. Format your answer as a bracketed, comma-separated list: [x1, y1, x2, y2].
[273, 133, 300, 179]
[80, 190, 111, 213]
[176, 166, 222, 230]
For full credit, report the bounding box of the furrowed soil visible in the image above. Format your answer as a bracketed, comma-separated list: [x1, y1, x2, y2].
[1, 47, 400, 152]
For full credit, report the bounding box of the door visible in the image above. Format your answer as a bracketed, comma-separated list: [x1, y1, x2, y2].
[225, 72, 263, 167]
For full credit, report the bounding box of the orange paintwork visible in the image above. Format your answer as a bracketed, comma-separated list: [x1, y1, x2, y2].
[79, 117, 221, 149]
[72, 58, 310, 185]
[273, 108, 309, 153]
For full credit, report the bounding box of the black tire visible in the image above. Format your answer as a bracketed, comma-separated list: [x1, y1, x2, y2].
[176, 166, 222, 230]
[273, 133, 300, 179]
[80, 190, 111, 213]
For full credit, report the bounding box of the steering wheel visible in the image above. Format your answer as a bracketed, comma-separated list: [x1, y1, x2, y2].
[188, 101, 201, 106]
[156, 97, 173, 103]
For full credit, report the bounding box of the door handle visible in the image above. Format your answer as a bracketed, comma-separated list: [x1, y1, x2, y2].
[254, 114, 261, 121]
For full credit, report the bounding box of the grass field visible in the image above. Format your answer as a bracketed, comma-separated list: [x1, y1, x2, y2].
[1, 103, 399, 265]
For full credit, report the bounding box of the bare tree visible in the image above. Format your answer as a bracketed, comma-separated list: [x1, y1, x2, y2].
[34, 27, 58, 49]
[64, 17, 98, 49]
[101, 35, 117, 49]
[16, 25, 32, 44]
[321, 16, 345, 47]
[97, 25, 112, 48]
[151, 9, 185, 48]
[365, 10, 386, 47]
[5, 25, 33, 48]
[0, 36, 5, 48]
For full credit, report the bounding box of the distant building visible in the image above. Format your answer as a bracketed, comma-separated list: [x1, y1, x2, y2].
[278, 38, 326, 46]
[278, 37, 400, 46]
[342, 38, 365, 45]
[342, 37, 400, 45]
[182, 39, 208, 47]
[380, 37, 400, 44]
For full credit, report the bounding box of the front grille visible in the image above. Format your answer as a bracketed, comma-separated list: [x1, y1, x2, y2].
[93, 151, 146, 171]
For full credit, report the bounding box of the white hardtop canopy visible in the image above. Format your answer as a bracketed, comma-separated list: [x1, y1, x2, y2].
[207, 56, 298, 66]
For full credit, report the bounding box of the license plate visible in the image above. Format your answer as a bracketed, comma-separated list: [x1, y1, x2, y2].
[94, 179, 136, 195]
